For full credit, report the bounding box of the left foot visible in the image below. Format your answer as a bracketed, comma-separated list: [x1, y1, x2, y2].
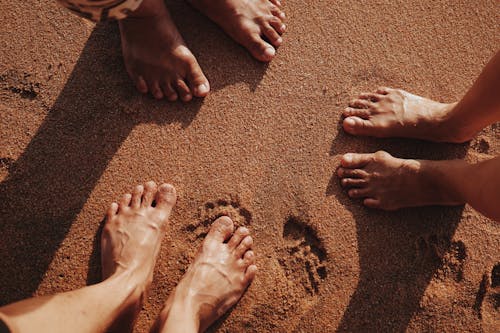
[102, 181, 177, 286]
[337, 151, 465, 210]
[188, 0, 286, 62]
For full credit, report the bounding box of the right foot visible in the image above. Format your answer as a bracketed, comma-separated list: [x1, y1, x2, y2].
[342, 87, 472, 143]
[119, 0, 209, 101]
[188, 0, 286, 62]
[154, 216, 257, 332]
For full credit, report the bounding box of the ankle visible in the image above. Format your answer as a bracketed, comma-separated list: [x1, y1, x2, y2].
[155, 290, 200, 333]
[107, 270, 149, 307]
[438, 102, 479, 143]
[419, 159, 468, 204]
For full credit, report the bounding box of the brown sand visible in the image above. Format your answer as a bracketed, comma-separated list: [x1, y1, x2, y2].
[1, 0, 499, 332]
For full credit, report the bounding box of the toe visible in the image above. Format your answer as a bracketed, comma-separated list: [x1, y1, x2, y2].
[161, 82, 178, 102]
[185, 61, 210, 98]
[175, 79, 192, 102]
[340, 153, 372, 168]
[151, 81, 164, 100]
[349, 99, 374, 109]
[270, 5, 285, 21]
[337, 167, 368, 179]
[343, 116, 375, 136]
[243, 250, 256, 267]
[363, 198, 381, 208]
[348, 188, 371, 199]
[340, 178, 367, 188]
[358, 92, 382, 102]
[131, 185, 144, 208]
[376, 86, 392, 95]
[135, 76, 148, 94]
[262, 23, 283, 47]
[227, 227, 250, 250]
[155, 183, 177, 212]
[244, 34, 276, 62]
[142, 181, 157, 208]
[269, 19, 286, 34]
[119, 193, 132, 210]
[342, 107, 370, 119]
[206, 216, 235, 244]
[235, 235, 253, 258]
[107, 202, 119, 220]
[244, 264, 257, 284]
[270, 0, 282, 7]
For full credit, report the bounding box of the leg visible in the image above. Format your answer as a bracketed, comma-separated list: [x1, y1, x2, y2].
[151, 216, 257, 333]
[119, 0, 210, 101]
[342, 51, 500, 142]
[0, 182, 177, 333]
[188, 0, 286, 62]
[337, 151, 500, 221]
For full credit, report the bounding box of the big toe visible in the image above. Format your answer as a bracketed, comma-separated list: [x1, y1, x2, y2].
[206, 216, 235, 244]
[343, 116, 375, 136]
[186, 59, 210, 97]
[340, 153, 373, 168]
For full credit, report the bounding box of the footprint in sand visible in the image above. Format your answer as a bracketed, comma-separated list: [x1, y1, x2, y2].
[184, 196, 252, 241]
[278, 215, 327, 297]
[474, 263, 500, 332]
[0, 70, 39, 100]
[415, 234, 466, 282]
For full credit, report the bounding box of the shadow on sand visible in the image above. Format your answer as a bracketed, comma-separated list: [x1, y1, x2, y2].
[0, 1, 268, 305]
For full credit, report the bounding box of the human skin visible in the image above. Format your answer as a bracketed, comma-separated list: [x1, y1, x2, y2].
[338, 51, 500, 220]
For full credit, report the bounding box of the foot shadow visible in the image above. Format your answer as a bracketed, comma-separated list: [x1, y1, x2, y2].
[327, 113, 469, 331]
[1, 6, 268, 305]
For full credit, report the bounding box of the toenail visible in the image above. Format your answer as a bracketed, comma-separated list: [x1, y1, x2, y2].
[264, 47, 275, 58]
[160, 184, 175, 193]
[280, 12, 286, 19]
[196, 83, 209, 95]
[343, 154, 353, 163]
[277, 37, 283, 44]
[281, 24, 286, 31]
[344, 118, 357, 127]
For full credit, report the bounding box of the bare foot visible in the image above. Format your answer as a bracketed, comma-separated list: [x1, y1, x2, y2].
[153, 216, 257, 333]
[102, 181, 176, 280]
[337, 151, 466, 210]
[119, 0, 209, 101]
[342, 87, 474, 143]
[101, 181, 176, 332]
[189, 0, 286, 62]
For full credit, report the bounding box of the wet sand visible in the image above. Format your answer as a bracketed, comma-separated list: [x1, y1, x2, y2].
[1, 0, 499, 332]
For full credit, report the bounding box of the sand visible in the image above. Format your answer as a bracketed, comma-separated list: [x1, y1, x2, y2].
[1, 0, 499, 332]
